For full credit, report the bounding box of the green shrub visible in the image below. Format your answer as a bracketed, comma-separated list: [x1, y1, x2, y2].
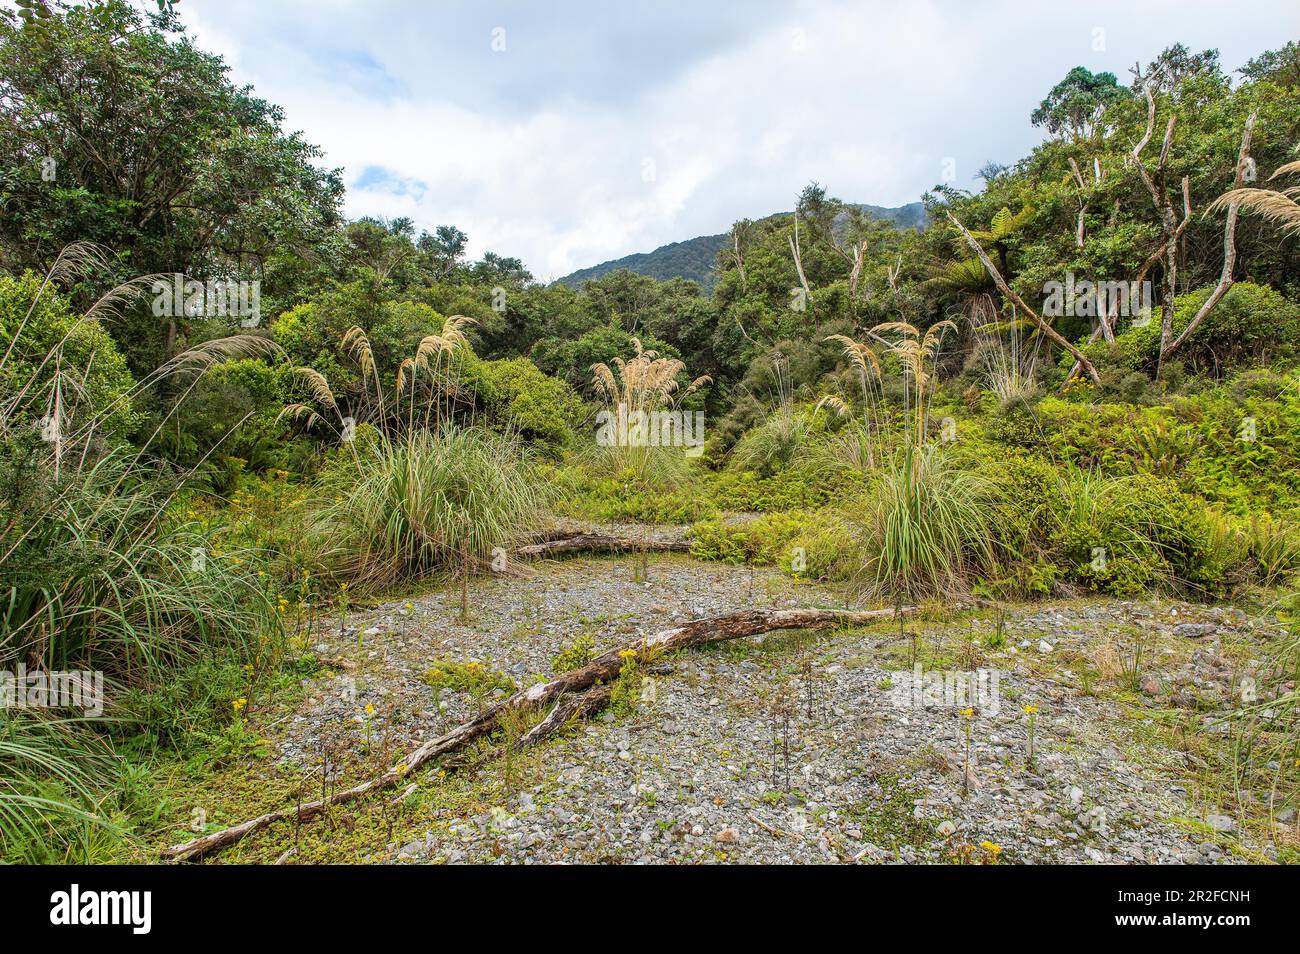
[422, 658, 517, 695]
[1079, 282, 1300, 376]
[530, 324, 678, 390]
[1045, 471, 1254, 598]
[273, 287, 470, 415]
[708, 465, 854, 512]
[552, 464, 717, 524]
[993, 380, 1300, 518]
[0, 272, 139, 440]
[461, 354, 586, 458]
[689, 508, 863, 581]
[171, 359, 301, 484]
[551, 632, 597, 673]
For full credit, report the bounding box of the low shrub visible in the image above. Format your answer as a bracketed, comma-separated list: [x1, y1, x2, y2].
[1077, 282, 1300, 377]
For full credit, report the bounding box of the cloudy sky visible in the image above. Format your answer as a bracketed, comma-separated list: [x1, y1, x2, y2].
[177, 0, 1295, 281]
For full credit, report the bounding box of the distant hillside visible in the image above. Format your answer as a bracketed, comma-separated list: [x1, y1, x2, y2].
[556, 202, 926, 292]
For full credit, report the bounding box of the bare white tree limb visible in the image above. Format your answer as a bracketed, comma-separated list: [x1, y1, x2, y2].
[1165, 111, 1258, 358]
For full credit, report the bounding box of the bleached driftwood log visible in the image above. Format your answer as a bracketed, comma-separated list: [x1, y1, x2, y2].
[514, 531, 691, 560]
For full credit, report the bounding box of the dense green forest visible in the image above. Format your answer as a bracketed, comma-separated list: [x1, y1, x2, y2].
[1, 1, 1298, 865]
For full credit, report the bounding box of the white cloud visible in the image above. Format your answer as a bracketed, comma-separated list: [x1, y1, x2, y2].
[180, 0, 1294, 280]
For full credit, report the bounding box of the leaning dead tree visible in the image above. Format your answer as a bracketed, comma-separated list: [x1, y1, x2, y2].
[1067, 156, 1102, 251]
[1129, 84, 1193, 379]
[946, 213, 1102, 383]
[958, 90, 1258, 388]
[789, 215, 812, 302]
[1066, 154, 1119, 346]
[162, 604, 913, 862]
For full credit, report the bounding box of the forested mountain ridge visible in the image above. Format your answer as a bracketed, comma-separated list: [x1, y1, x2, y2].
[556, 202, 927, 291]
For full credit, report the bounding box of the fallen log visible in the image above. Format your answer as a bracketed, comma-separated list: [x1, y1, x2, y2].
[514, 532, 691, 559]
[517, 683, 613, 749]
[162, 605, 910, 862]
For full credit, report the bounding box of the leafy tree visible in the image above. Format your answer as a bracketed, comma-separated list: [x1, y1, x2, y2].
[1239, 41, 1300, 88]
[1031, 66, 1128, 139]
[468, 250, 532, 287]
[460, 354, 586, 457]
[530, 324, 677, 391]
[420, 225, 469, 279]
[0, 0, 343, 365]
[1136, 44, 1221, 96]
[0, 270, 138, 440]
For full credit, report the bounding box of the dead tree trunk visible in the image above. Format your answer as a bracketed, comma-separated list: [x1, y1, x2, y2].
[514, 532, 691, 560]
[1164, 111, 1258, 359]
[1062, 233, 1175, 384]
[1129, 85, 1204, 380]
[789, 216, 811, 303]
[1130, 86, 1180, 375]
[517, 683, 613, 748]
[947, 213, 1101, 383]
[1068, 156, 1091, 249]
[162, 605, 912, 862]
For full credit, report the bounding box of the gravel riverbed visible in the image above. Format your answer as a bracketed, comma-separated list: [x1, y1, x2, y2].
[267, 537, 1293, 865]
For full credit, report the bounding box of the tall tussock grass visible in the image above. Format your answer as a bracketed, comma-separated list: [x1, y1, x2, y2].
[729, 406, 816, 477]
[309, 425, 546, 592]
[0, 247, 281, 860]
[587, 338, 709, 489]
[823, 320, 997, 601]
[1, 447, 273, 675]
[284, 314, 549, 593]
[0, 712, 121, 862]
[859, 444, 995, 601]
